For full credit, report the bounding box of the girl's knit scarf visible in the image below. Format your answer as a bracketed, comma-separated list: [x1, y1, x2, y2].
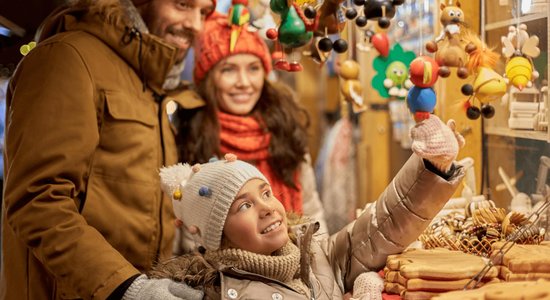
[204, 242, 310, 296]
[218, 111, 303, 213]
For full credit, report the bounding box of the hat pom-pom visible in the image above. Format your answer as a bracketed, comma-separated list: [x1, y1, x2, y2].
[198, 186, 212, 197]
[224, 153, 237, 162]
[159, 163, 193, 201]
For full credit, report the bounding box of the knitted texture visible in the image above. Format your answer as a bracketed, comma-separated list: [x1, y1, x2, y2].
[205, 241, 300, 282]
[122, 275, 204, 300]
[410, 114, 465, 173]
[194, 12, 272, 83]
[218, 111, 303, 213]
[204, 241, 309, 296]
[350, 272, 384, 300]
[179, 159, 267, 250]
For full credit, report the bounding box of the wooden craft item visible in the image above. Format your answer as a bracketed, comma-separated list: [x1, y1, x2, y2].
[432, 280, 550, 300]
[386, 248, 499, 280]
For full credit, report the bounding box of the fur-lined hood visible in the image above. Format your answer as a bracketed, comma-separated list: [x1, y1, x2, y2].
[36, 0, 146, 41]
[148, 215, 319, 290]
[34, 0, 178, 94]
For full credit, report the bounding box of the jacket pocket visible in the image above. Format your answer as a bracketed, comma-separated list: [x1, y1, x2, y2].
[96, 90, 158, 182]
[104, 91, 156, 126]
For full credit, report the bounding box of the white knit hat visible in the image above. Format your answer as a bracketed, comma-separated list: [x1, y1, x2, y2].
[160, 154, 267, 250]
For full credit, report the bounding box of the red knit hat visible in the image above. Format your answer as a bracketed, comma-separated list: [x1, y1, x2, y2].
[194, 12, 272, 83]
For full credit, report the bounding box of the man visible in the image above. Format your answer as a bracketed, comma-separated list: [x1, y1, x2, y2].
[0, 0, 213, 298]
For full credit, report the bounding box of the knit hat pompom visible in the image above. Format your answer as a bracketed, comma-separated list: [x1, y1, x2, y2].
[160, 156, 268, 250]
[193, 12, 272, 84]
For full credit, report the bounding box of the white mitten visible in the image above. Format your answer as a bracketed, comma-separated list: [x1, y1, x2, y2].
[410, 114, 465, 173]
[122, 274, 203, 300]
[350, 271, 384, 300]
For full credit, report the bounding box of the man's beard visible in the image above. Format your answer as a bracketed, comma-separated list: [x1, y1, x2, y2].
[166, 26, 195, 63]
[139, 4, 196, 61]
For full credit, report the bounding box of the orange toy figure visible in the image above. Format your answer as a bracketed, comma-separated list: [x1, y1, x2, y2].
[339, 59, 366, 113]
[316, 0, 346, 36]
[425, 0, 471, 79]
[501, 24, 541, 90]
[460, 35, 507, 120]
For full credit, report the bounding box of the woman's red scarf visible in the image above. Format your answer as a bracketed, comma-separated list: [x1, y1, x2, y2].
[218, 111, 303, 213]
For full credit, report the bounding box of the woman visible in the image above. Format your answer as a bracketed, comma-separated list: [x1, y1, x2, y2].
[174, 12, 328, 233]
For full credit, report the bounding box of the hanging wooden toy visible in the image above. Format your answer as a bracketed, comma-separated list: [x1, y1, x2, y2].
[306, 0, 350, 63]
[406, 56, 440, 122]
[306, 0, 404, 63]
[342, 0, 392, 32]
[402, 0, 441, 123]
[339, 59, 366, 112]
[383, 61, 412, 98]
[371, 43, 415, 99]
[370, 31, 390, 57]
[267, 0, 318, 71]
[501, 24, 540, 90]
[460, 36, 507, 120]
[345, 0, 404, 51]
[361, 0, 405, 29]
[356, 26, 390, 57]
[425, 0, 473, 79]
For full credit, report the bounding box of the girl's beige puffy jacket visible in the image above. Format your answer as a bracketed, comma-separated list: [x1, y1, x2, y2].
[163, 154, 464, 299]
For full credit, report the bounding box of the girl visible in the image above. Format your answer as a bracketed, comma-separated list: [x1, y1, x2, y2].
[156, 108, 465, 299]
[172, 11, 328, 233]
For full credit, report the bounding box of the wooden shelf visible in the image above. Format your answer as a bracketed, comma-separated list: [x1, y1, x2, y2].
[484, 126, 549, 142]
[485, 12, 547, 31]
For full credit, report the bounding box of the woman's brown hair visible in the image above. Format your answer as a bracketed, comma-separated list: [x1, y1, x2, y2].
[175, 74, 309, 188]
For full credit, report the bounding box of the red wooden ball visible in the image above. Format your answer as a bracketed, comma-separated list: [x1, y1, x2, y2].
[266, 28, 278, 40]
[409, 56, 440, 88]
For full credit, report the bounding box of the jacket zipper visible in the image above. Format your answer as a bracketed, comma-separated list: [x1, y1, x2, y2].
[309, 279, 316, 300]
[296, 227, 316, 300]
[154, 93, 165, 261]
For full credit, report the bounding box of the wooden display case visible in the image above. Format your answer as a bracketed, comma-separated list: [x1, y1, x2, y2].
[480, 0, 550, 211]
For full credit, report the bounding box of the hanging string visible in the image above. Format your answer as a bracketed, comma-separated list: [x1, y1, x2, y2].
[347, 0, 354, 60]
[516, 0, 521, 50]
[418, 0, 424, 55]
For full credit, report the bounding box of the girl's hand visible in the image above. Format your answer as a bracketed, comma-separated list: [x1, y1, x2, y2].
[410, 114, 465, 173]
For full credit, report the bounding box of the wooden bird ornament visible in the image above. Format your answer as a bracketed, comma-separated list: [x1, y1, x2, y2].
[501, 24, 540, 90]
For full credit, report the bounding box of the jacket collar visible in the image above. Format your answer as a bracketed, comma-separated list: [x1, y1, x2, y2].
[36, 0, 178, 95]
[220, 267, 303, 294]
